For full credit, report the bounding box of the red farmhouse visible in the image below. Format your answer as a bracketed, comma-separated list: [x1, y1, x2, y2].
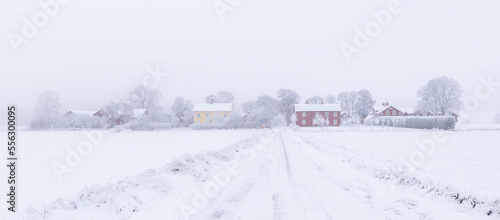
[294, 103, 341, 127]
[375, 105, 406, 116]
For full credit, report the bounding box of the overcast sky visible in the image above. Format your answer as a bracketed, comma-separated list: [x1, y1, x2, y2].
[1, 0, 499, 125]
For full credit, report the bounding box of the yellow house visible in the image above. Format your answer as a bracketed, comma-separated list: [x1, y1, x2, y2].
[193, 103, 233, 123]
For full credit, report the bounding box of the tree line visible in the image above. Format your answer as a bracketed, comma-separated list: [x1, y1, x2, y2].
[29, 75, 466, 130]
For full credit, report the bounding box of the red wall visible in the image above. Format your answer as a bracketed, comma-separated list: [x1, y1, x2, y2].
[296, 111, 341, 127]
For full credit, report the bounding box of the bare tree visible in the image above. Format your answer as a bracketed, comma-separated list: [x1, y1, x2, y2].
[417, 76, 463, 115]
[324, 95, 336, 104]
[129, 85, 162, 110]
[32, 90, 61, 129]
[277, 89, 301, 126]
[305, 96, 324, 104]
[356, 89, 376, 119]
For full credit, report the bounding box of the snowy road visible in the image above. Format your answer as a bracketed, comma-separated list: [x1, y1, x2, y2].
[190, 128, 386, 219]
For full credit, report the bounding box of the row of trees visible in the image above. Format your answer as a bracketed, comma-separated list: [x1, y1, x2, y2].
[30, 75, 469, 130]
[30, 86, 196, 129]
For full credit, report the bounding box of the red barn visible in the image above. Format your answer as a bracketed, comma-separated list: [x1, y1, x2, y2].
[294, 104, 341, 127]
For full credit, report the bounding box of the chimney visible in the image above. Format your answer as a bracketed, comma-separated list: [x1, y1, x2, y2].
[210, 99, 214, 104]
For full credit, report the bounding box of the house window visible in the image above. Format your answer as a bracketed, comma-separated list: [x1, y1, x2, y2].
[334, 120, 338, 125]
[315, 112, 319, 116]
[224, 113, 227, 118]
[325, 112, 329, 118]
[385, 110, 390, 115]
[392, 110, 396, 115]
[197, 113, 200, 118]
[334, 112, 338, 117]
[206, 113, 209, 118]
[302, 112, 306, 117]
[302, 119, 306, 125]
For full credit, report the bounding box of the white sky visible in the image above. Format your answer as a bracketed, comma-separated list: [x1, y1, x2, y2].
[1, 0, 499, 125]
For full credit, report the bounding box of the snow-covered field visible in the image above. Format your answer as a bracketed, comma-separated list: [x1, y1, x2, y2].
[3, 127, 500, 219]
[1, 129, 261, 219]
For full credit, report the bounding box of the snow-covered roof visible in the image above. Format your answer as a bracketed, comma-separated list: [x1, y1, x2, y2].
[375, 106, 392, 114]
[67, 110, 97, 117]
[132, 109, 147, 118]
[397, 107, 417, 114]
[193, 103, 233, 112]
[375, 106, 416, 115]
[294, 104, 341, 112]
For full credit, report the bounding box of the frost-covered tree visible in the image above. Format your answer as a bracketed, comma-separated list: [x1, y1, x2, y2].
[226, 113, 245, 129]
[246, 95, 283, 128]
[31, 90, 62, 129]
[338, 91, 359, 121]
[277, 89, 301, 126]
[356, 89, 376, 119]
[305, 96, 323, 104]
[66, 114, 92, 129]
[324, 95, 336, 104]
[103, 101, 121, 120]
[216, 91, 235, 103]
[242, 101, 255, 113]
[205, 94, 217, 103]
[103, 100, 133, 126]
[146, 105, 166, 122]
[129, 85, 162, 110]
[417, 76, 463, 115]
[205, 91, 235, 103]
[313, 114, 329, 127]
[171, 97, 194, 127]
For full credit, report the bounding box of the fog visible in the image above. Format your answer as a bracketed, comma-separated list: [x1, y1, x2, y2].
[1, 0, 499, 125]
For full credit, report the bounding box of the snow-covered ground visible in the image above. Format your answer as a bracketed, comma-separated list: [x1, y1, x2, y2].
[3, 127, 499, 219]
[1, 129, 261, 219]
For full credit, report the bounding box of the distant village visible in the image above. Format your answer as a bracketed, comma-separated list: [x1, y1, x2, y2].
[30, 76, 466, 130]
[62, 100, 458, 129]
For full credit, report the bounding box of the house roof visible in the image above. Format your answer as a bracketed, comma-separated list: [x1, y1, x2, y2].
[66, 110, 97, 117]
[294, 104, 341, 112]
[375, 106, 392, 114]
[193, 103, 233, 112]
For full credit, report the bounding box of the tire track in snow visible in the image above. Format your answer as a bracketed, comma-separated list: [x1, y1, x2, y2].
[190, 128, 386, 220]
